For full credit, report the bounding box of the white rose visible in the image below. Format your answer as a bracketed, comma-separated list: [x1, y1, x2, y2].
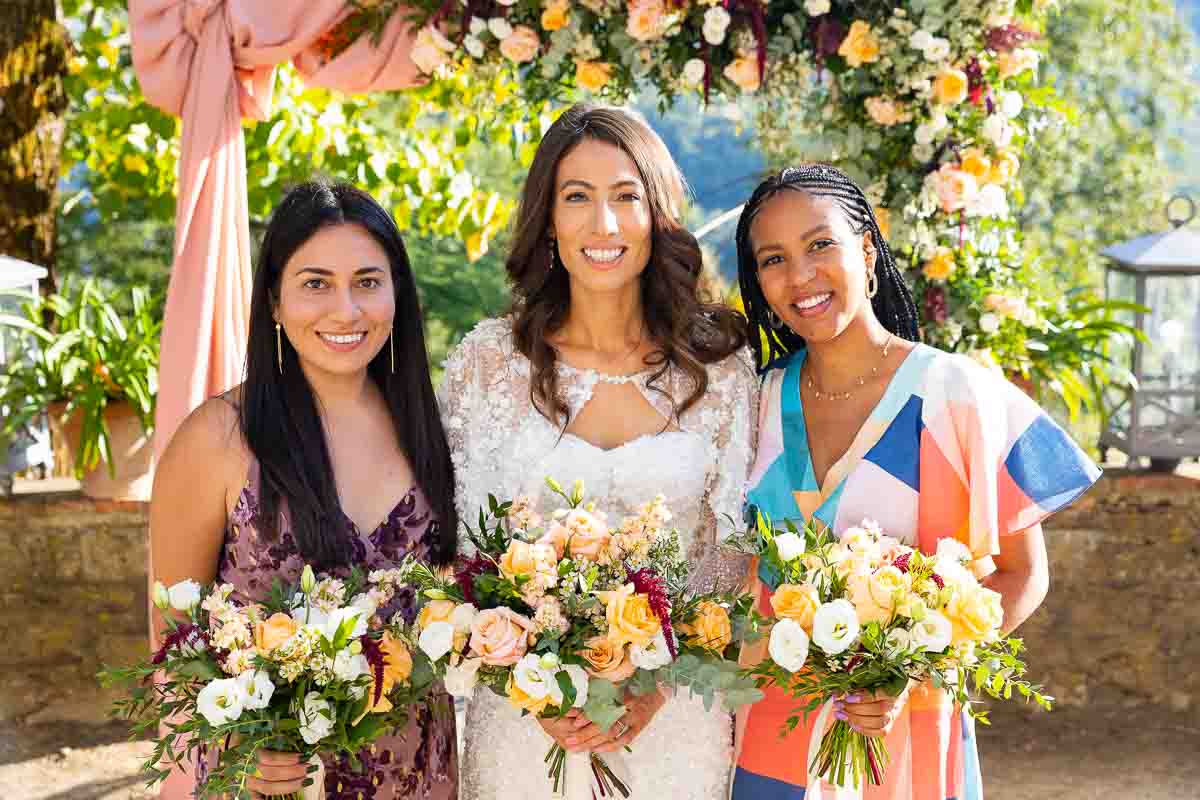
[469, 16, 487, 36]
[914, 122, 937, 146]
[464, 35, 485, 59]
[168, 579, 203, 612]
[419, 620, 456, 662]
[444, 657, 483, 699]
[350, 593, 379, 619]
[298, 691, 334, 745]
[488, 17, 513, 40]
[773, 531, 806, 562]
[560, 664, 590, 708]
[909, 29, 934, 52]
[237, 670, 276, 711]
[702, 21, 726, 45]
[682, 58, 706, 87]
[496, 0, 517, 6]
[967, 184, 1009, 219]
[911, 612, 953, 653]
[998, 89, 1023, 119]
[912, 142, 935, 162]
[322, 607, 368, 642]
[196, 678, 246, 726]
[630, 629, 674, 670]
[979, 312, 1001, 334]
[702, 7, 729, 45]
[924, 37, 950, 62]
[803, 0, 831, 14]
[332, 650, 370, 683]
[768, 618, 811, 672]
[982, 114, 1014, 147]
[936, 539, 973, 565]
[450, 603, 478, 635]
[812, 599, 860, 655]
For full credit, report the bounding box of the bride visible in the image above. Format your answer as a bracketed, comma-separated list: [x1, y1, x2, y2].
[438, 103, 758, 799]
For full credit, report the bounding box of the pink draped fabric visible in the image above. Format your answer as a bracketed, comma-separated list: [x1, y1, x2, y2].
[129, 4, 426, 796]
[130, 0, 426, 462]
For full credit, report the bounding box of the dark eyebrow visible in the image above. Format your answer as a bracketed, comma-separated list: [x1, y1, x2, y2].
[753, 242, 784, 259]
[559, 178, 644, 192]
[295, 266, 387, 276]
[801, 224, 835, 240]
[753, 225, 835, 259]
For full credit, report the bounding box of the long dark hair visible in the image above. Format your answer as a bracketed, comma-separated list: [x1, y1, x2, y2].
[506, 103, 747, 425]
[240, 181, 456, 567]
[735, 164, 920, 372]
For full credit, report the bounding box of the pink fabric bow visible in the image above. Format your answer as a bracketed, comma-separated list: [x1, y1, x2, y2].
[129, 0, 426, 463]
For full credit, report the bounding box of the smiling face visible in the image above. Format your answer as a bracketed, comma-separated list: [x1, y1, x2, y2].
[549, 138, 654, 297]
[274, 223, 395, 379]
[749, 190, 877, 345]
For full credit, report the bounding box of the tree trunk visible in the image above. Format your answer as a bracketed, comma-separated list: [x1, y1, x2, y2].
[0, 0, 69, 294]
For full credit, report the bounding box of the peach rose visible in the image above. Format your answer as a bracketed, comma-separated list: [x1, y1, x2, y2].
[864, 96, 912, 126]
[417, 599, 457, 630]
[542, 0, 571, 31]
[996, 47, 1039, 79]
[582, 635, 637, 681]
[575, 60, 614, 92]
[723, 55, 761, 93]
[679, 600, 732, 653]
[537, 521, 571, 559]
[469, 607, 534, 665]
[369, 631, 414, 712]
[928, 164, 978, 213]
[838, 20, 881, 68]
[499, 540, 556, 581]
[255, 612, 299, 655]
[596, 583, 661, 647]
[922, 246, 957, 281]
[500, 25, 541, 63]
[626, 0, 664, 41]
[945, 584, 1004, 645]
[565, 510, 613, 561]
[959, 148, 992, 182]
[987, 150, 1020, 185]
[770, 583, 821, 633]
[410, 25, 455, 75]
[932, 67, 969, 105]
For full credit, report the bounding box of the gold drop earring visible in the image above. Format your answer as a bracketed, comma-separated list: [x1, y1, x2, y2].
[275, 322, 283, 374]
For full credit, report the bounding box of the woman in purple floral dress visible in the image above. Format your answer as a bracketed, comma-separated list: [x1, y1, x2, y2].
[150, 182, 458, 799]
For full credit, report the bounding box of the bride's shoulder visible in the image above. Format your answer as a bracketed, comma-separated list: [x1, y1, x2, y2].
[703, 346, 759, 391]
[443, 316, 515, 371]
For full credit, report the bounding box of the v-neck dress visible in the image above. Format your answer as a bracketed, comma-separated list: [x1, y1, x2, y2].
[734, 344, 1100, 800]
[212, 457, 459, 800]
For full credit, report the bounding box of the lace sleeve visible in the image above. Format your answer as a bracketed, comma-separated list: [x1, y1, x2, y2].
[687, 348, 760, 594]
[438, 330, 479, 554]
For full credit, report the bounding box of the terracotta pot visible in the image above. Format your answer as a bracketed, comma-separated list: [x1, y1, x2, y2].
[52, 399, 154, 501]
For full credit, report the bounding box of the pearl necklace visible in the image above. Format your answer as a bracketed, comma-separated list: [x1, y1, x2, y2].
[805, 336, 893, 402]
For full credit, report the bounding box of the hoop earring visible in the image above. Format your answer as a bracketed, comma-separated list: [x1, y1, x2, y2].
[866, 269, 879, 300]
[766, 310, 785, 331]
[389, 328, 395, 374]
[275, 322, 283, 374]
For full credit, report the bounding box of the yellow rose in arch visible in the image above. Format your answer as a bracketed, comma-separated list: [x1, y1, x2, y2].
[922, 246, 957, 281]
[932, 68, 969, 105]
[838, 21, 881, 68]
[541, 0, 570, 31]
[959, 148, 993, 182]
[988, 150, 1020, 185]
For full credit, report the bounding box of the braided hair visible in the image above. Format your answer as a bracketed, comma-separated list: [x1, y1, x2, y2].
[735, 164, 920, 373]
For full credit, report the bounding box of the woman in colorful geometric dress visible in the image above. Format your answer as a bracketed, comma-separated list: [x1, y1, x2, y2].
[729, 165, 1100, 800]
[150, 182, 459, 799]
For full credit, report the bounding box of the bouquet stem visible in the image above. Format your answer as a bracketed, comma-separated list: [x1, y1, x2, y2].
[810, 720, 889, 789]
[545, 744, 630, 798]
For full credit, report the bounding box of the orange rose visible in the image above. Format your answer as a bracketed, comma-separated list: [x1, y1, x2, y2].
[575, 60, 614, 92]
[874, 207, 891, 241]
[596, 583, 661, 647]
[959, 148, 992, 182]
[541, 0, 570, 31]
[932, 68, 969, 105]
[582, 636, 637, 681]
[369, 631, 414, 713]
[500, 26, 540, 63]
[770, 583, 821, 634]
[678, 600, 732, 652]
[255, 612, 299, 655]
[723, 55, 761, 93]
[922, 247, 957, 281]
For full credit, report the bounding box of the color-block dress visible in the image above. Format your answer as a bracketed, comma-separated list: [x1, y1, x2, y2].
[733, 343, 1100, 800]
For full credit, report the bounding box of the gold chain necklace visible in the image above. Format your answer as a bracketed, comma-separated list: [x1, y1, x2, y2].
[805, 336, 893, 402]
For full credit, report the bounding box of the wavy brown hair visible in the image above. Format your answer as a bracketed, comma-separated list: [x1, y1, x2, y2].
[506, 103, 747, 425]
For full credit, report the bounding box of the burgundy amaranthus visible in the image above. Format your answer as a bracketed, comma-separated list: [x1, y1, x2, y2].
[626, 566, 677, 659]
[358, 635, 388, 707]
[985, 23, 1039, 53]
[151, 623, 207, 665]
[455, 553, 496, 606]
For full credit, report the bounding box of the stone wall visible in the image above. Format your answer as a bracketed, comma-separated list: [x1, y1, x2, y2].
[0, 471, 1196, 724]
[0, 492, 149, 723]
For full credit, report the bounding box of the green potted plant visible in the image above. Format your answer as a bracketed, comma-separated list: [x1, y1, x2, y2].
[0, 279, 160, 500]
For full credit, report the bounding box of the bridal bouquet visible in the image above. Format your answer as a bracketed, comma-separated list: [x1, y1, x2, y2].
[735, 513, 1052, 791]
[398, 478, 764, 798]
[100, 565, 437, 800]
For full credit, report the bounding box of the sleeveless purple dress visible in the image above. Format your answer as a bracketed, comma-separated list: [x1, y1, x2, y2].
[216, 459, 458, 800]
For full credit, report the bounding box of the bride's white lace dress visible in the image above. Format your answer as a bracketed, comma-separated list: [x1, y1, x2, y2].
[438, 317, 759, 800]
